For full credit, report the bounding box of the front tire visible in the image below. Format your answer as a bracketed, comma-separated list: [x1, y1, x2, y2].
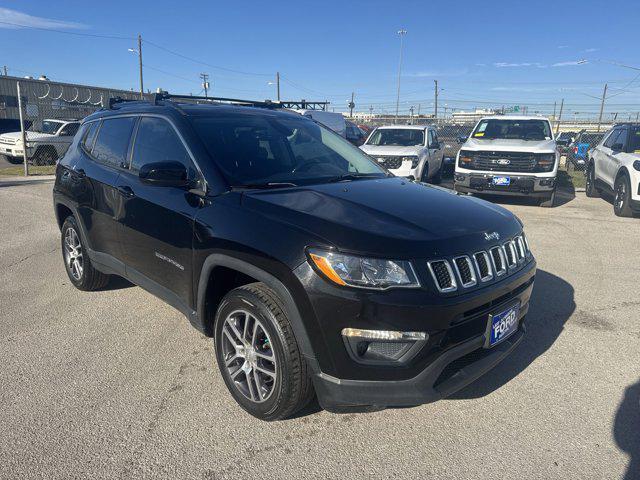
[613, 173, 633, 217]
[61, 216, 109, 291]
[214, 283, 314, 421]
[585, 163, 599, 198]
[430, 163, 443, 184]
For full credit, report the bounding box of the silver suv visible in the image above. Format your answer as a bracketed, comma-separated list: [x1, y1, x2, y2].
[454, 116, 558, 207]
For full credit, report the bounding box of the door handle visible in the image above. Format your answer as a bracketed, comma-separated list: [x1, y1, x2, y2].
[117, 185, 135, 198]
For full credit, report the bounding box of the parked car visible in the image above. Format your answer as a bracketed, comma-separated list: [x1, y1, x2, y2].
[586, 123, 640, 217]
[345, 120, 366, 146]
[0, 118, 32, 135]
[555, 131, 576, 155]
[565, 130, 606, 171]
[53, 95, 535, 420]
[293, 109, 346, 137]
[454, 116, 559, 207]
[357, 124, 374, 135]
[359, 125, 444, 183]
[0, 118, 80, 165]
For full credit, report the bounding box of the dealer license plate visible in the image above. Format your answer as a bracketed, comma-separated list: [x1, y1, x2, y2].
[487, 303, 520, 347]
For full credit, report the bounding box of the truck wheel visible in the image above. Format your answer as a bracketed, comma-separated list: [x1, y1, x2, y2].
[61, 216, 109, 291]
[32, 146, 58, 166]
[430, 164, 442, 184]
[613, 173, 633, 217]
[419, 163, 429, 183]
[585, 164, 599, 198]
[214, 283, 314, 421]
[3, 155, 23, 165]
[539, 190, 556, 208]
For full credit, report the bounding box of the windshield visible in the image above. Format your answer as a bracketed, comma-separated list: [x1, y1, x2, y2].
[629, 128, 640, 153]
[192, 114, 387, 187]
[471, 119, 552, 141]
[366, 128, 425, 147]
[37, 120, 64, 134]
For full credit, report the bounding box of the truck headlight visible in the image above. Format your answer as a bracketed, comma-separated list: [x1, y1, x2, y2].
[401, 156, 419, 168]
[308, 248, 420, 289]
[536, 153, 556, 172]
[458, 150, 474, 168]
[633, 160, 640, 172]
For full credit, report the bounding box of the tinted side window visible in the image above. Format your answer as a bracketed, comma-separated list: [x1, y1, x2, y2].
[60, 123, 80, 136]
[604, 129, 621, 148]
[130, 117, 193, 174]
[92, 117, 136, 167]
[82, 122, 99, 152]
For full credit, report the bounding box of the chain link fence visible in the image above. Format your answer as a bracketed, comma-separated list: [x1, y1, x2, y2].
[0, 77, 140, 172]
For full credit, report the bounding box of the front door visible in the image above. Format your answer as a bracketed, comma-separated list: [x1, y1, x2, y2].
[117, 116, 204, 306]
[428, 129, 443, 175]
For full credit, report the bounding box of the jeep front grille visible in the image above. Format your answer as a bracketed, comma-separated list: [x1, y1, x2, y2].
[427, 260, 457, 293]
[428, 237, 531, 294]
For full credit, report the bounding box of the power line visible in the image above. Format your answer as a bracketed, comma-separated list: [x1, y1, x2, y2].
[0, 20, 133, 40]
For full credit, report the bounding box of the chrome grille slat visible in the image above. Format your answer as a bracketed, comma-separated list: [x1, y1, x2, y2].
[515, 236, 526, 262]
[427, 260, 457, 293]
[503, 241, 517, 268]
[473, 251, 493, 282]
[490, 246, 507, 276]
[453, 256, 477, 288]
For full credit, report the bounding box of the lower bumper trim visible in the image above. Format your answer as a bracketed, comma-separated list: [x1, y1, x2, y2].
[312, 323, 525, 412]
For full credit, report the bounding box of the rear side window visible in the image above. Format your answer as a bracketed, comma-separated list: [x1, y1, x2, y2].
[130, 117, 194, 173]
[82, 122, 99, 152]
[92, 117, 136, 167]
[59, 123, 80, 136]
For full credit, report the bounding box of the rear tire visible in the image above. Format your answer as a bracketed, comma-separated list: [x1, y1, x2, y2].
[214, 283, 314, 421]
[4, 155, 23, 165]
[613, 173, 633, 217]
[585, 163, 599, 198]
[430, 163, 442, 184]
[61, 216, 109, 291]
[419, 163, 429, 183]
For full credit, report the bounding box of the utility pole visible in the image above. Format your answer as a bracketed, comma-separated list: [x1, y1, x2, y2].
[409, 105, 414, 124]
[395, 29, 407, 123]
[553, 101, 557, 120]
[16, 82, 28, 176]
[434, 80, 438, 122]
[137, 34, 144, 99]
[276, 72, 280, 102]
[555, 98, 564, 136]
[597, 83, 607, 132]
[200, 73, 210, 97]
[636, 112, 639, 122]
[2, 66, 7, 76]
[349, 92, 355, 118]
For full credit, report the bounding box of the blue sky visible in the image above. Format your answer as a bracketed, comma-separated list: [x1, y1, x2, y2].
[1, 0, 639, 117]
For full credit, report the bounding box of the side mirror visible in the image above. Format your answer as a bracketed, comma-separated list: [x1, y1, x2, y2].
[611, 143, 623, 152]
[457, 136, 467, 144]
[139, 161, 189, 187]
[429, 142, 440, 150]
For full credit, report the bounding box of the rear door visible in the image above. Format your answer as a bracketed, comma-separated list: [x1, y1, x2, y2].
[601, 128, 626, 187]
[74, 116, 136, 263]
[116, 115, 204, 305]
[427, 128, 443, 174]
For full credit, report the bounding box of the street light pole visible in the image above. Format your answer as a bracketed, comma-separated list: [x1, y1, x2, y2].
[395, 29, 407, 123]
[137, 34, 144, 99]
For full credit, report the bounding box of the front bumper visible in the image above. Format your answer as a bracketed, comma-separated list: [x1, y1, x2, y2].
[313, 323, 525, 411]
[454, 172, 556, 197]
[293, 257, 536, 410]
[0, 146, 24, 157]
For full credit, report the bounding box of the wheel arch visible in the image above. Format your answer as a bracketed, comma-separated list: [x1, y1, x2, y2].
[196, 254, 316, 362]
[615, 166, 630, 183]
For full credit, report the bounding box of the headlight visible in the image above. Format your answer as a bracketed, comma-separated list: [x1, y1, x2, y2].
[401, 156, 419, 168]
[536, 153, 556, 171]
[308, 248, 420, 289]
[458, 150, 474, 168]
[633, 160, 640, 172]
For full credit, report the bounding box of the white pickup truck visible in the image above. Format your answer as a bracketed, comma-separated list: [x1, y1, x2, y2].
[0, 119, 80, 165]
[454, 115, 558, 207]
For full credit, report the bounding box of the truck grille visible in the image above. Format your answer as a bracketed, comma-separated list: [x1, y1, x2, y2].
[0, 137, 17, 145]
[466, 151, 540, 173]
[373, 156, 403, 169]
[428, 236, 531, 294]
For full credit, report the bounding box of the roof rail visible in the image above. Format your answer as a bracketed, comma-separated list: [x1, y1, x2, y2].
[108, 97, 142, 109]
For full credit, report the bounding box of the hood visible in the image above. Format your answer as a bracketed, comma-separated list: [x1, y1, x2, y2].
[360, 144, 424, 156]
[463, 138, 556, 153]
[0, 131, 56, 142]
[241, 177, 521, 258]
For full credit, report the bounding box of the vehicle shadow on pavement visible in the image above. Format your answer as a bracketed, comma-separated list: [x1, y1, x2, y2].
[614, 380, 640, 480]
[0, 178, 55, 188]
[449, 269, 575, 400]
[97, 275, 135, 291]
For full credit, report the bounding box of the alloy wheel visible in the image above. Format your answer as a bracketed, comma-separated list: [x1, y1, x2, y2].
[615, 179, 626, 211]
[221, 310, 277, 403]
[63, 227, 83, 280]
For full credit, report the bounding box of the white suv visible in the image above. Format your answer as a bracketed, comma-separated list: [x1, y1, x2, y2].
[359, 125, 444, 183]
[0, 119, 80, 165]
[586, 123, 640, 217]
[454, 116, 558, 207]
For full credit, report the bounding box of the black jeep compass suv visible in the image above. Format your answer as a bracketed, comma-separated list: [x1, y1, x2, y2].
[53, 94, 536, 421]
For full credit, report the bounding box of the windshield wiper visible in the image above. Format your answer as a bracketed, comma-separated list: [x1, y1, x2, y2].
[327, 173, 382, 183]
[232, 182, 298, 189]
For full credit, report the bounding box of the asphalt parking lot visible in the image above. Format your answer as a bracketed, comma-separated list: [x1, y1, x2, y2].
[1, 176, 638, 480]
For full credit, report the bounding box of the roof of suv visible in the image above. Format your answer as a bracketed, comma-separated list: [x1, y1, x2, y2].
[375, 125, 429, 130]
[478, 115, 551, 121]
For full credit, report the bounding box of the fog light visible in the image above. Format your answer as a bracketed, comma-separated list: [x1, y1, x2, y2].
[455, 173, 466, 182]
[341, 328, 428, 365]
[539, 178, 555, 187]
